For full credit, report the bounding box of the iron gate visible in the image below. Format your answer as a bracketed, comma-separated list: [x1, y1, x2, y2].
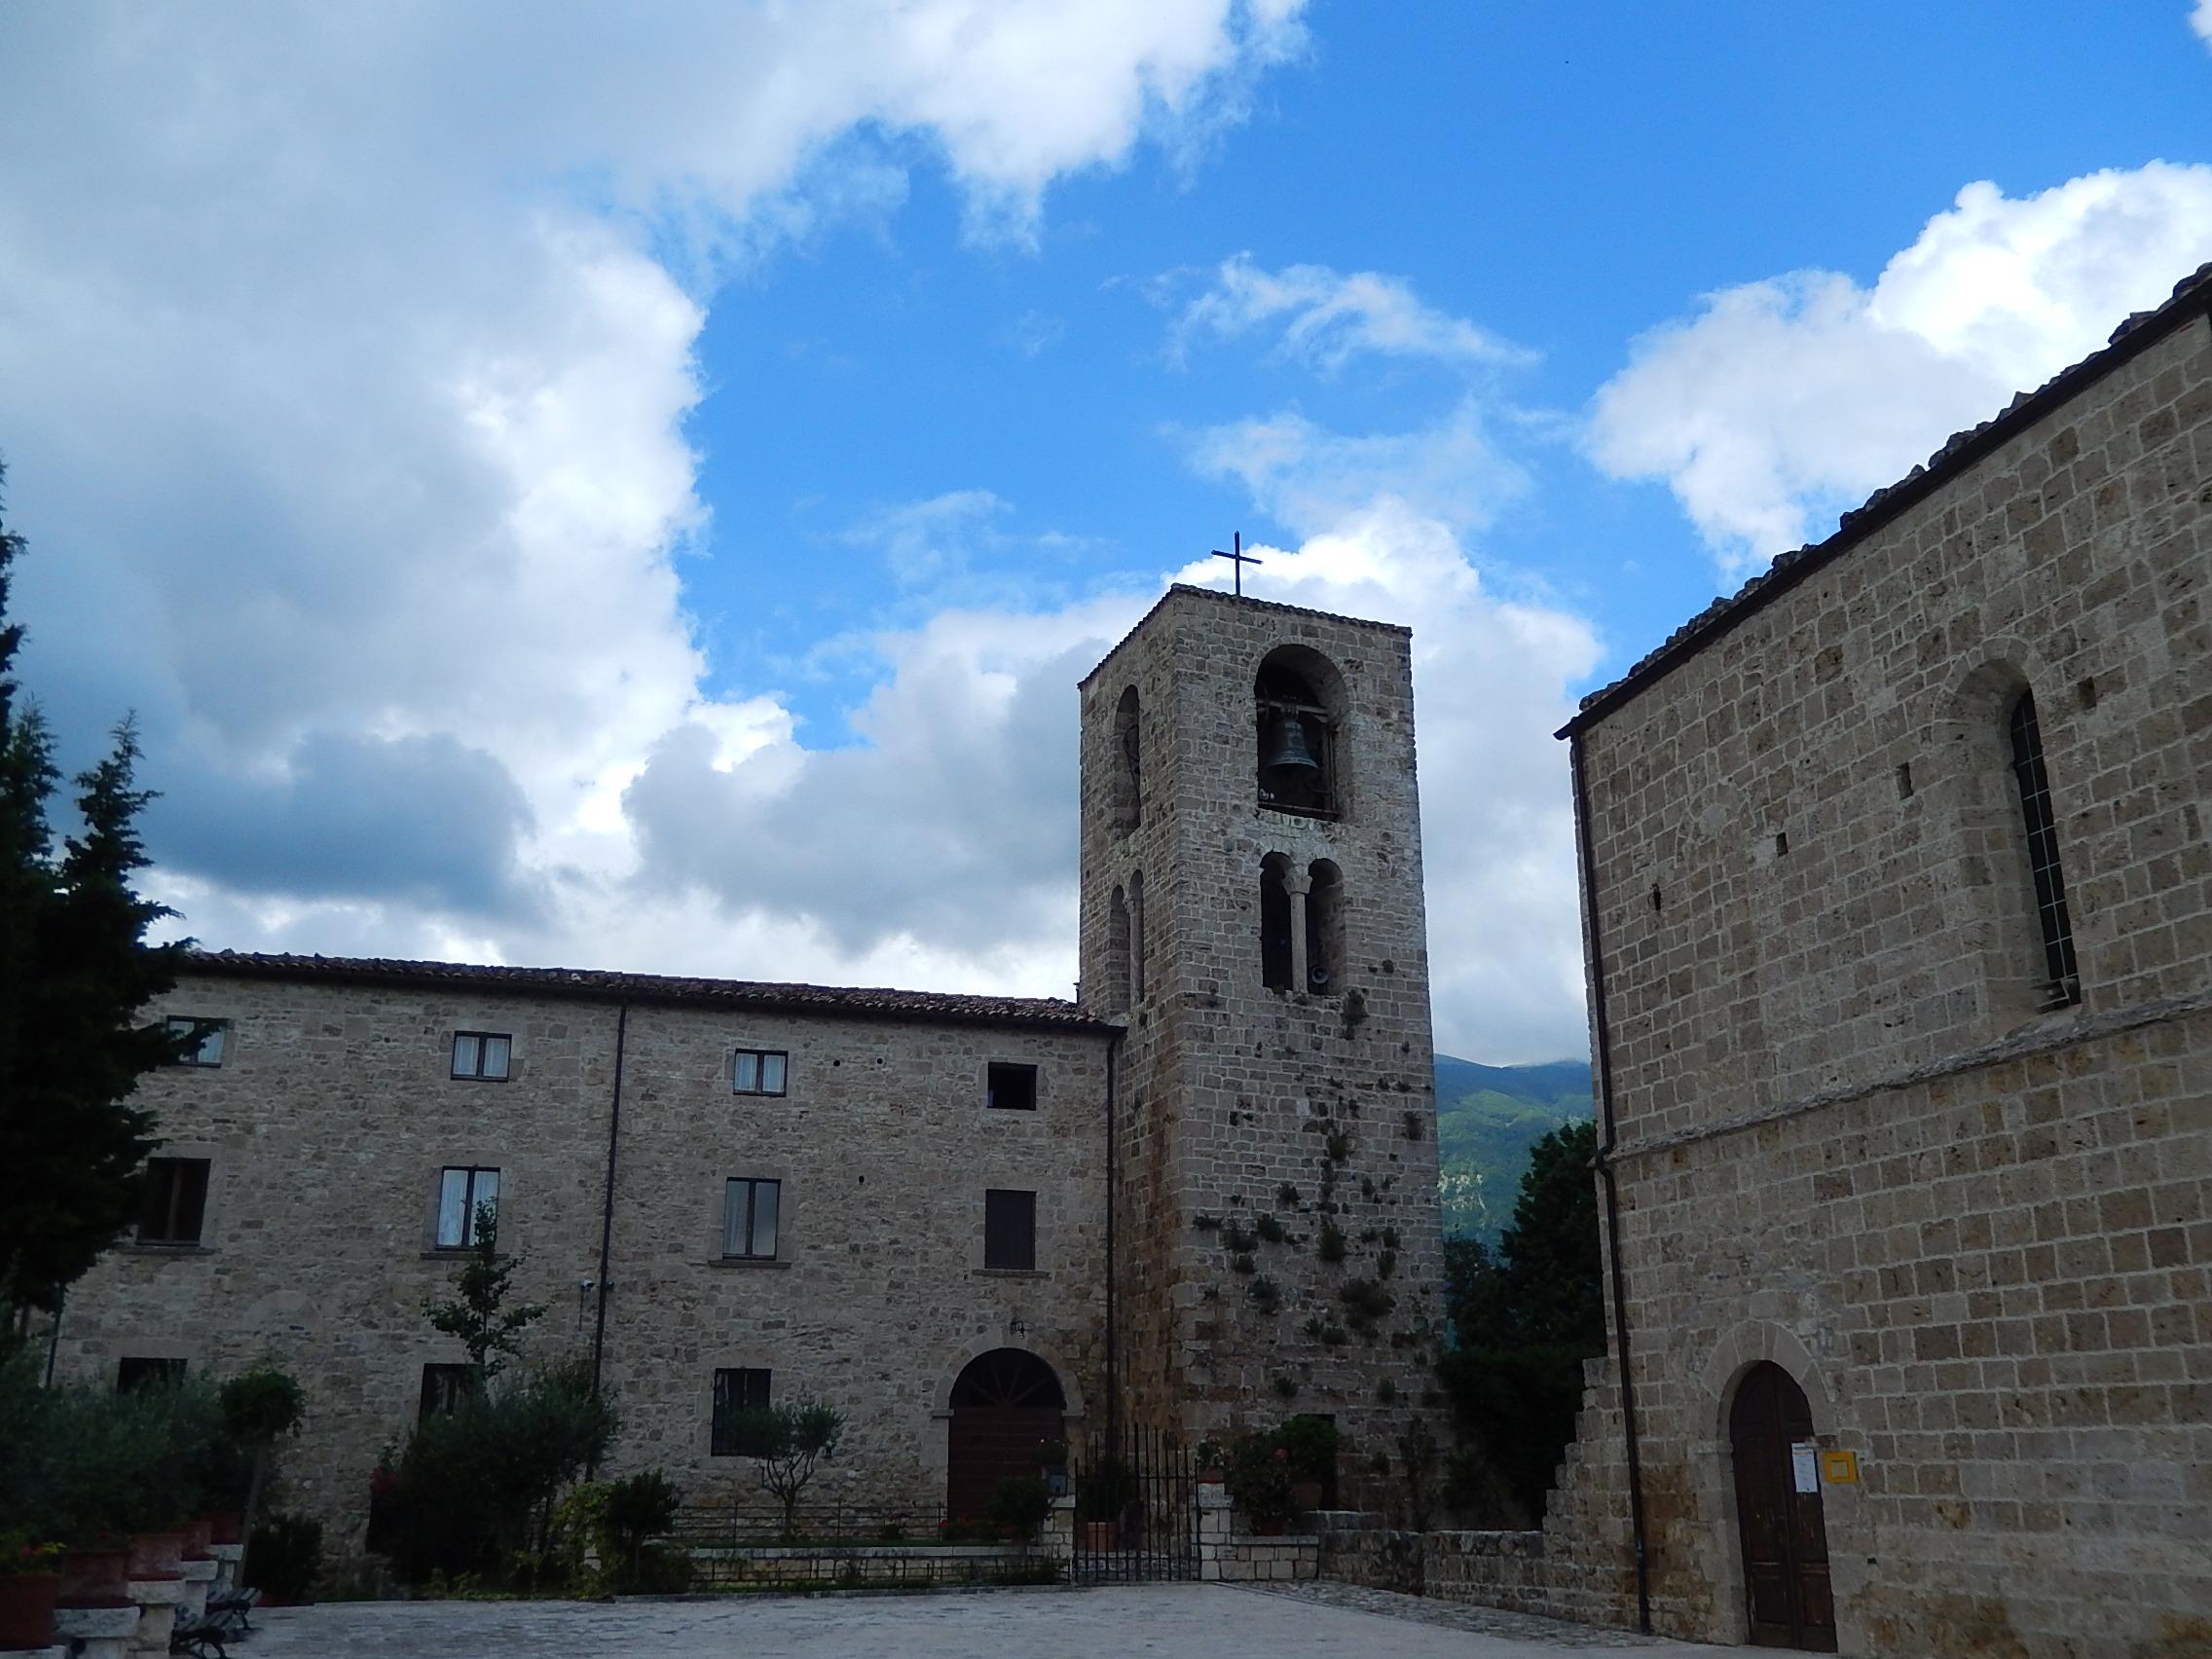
[1071, 1428, 1198, 1582]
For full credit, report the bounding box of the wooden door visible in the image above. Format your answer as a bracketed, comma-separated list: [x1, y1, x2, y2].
[1730, 1363, 1837, 1651]
[945, 1348, 1066, 1524]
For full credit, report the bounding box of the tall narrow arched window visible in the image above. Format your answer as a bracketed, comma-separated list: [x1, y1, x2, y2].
[1127, 869, 1147, 1005]
[2008, 690, 2080, 1005]
[1307, 860, 1344, 993]
[1260, 854, 1292, 990]
[1113, 685, 1142, 834]
[1104, 885, 1131, 1015]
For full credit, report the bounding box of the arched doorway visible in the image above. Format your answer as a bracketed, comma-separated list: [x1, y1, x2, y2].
[946, 1348, 1065, 1522]
[1730, 1362, 1837, 1651]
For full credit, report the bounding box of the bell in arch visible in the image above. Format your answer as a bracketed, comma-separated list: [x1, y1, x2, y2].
[1261, 709, 1322, 788]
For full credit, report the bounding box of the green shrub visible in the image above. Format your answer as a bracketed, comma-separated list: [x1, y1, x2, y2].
[1074, 1454, 1134, 1524]
[986, 1475, 1051, 1541]
[245, 1513, 323, 1600]
[1274, 1415, 1340, 1484]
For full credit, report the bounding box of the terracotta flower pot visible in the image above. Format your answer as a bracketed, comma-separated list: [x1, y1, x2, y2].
[55, 1546, 131, 1608]
[128, 1530, 187, 1581]
[1290, 1479, 1323, 1513]
[0, 1572, 57, 1650]
[1080, 1520, 1119, 1553]
[205, 1512, 245, 1547]
[182, 1516, 215, 1560]
[1196, 1466, 1227, 1485]
[1249, 1515, 1288, 1537]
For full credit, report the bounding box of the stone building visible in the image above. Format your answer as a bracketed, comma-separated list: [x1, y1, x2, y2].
[49, 584, 1447, 1553]
[1538, 267, 2211, 1653]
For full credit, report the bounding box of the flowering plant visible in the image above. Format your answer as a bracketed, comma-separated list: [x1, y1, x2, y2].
[0, 1534, 64, 1574]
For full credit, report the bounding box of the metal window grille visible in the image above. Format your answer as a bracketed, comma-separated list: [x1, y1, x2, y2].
[984, 1189, 1036, 1271]
[451, 1031, 512, 1080]
[732, 1049, 789, 1096]
[711, 1367, 772, 1455]
[137, 1158, 210, 1245]
[2008, 691, 2081, 1005]
[721, 1178, 781, 1259]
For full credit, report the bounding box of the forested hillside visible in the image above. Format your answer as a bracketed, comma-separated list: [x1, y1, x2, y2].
[1434, 1054, 1593, 1246]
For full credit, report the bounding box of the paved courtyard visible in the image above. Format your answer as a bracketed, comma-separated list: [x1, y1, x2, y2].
[247, 1581, 1744, 1657]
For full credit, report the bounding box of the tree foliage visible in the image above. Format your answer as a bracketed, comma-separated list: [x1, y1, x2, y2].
[723, 1401, 844, 1538]
[422, 1201, 547, 1380]
[0, 461, 191, 1318]
[1437, 1118, 1605, 1523]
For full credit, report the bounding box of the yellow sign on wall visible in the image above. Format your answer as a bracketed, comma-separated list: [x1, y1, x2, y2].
[1822, 1450, 1860, 1485]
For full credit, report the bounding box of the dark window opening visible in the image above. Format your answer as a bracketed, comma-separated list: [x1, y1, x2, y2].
[710, 1367, 773, 1455]
[1256, 657, 1338, 816]
[1260, 854, 1292, 991]
[117, 1356, 186, 1394]
[138, 1158, 210, 1246]
[451, 1031, 511, 1081]
[1113, 685, 1142, 834]
[436, 1166, 500, 1250]
[1128, 870, 1147, 1004]
[984, 1189, 1037, 1271]
[722, 1178, 781, 1260]
[419, 1363, 478, 1419]
[166, 1017, 227, 1068]
[1307, 859, 1344, 994]
[2009, 691, 2081, 1005]
[732, 1049, 789, 1096]
[986, 1062, 1038, 1112]
[1104, 886, 1131, 1014]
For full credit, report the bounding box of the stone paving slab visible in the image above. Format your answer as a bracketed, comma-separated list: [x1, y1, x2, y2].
[244, 1584, 1745, 1657]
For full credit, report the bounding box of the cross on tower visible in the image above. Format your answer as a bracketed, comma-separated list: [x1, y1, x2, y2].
[1212, 531, 1262, 597]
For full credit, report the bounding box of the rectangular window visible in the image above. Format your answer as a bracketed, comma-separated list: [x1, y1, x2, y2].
[137, 1158, 210, 1246]
[435, 1166, 500, 1249]
[166, 1016, 227, 1068]
[117, 1356, 186, 1393]
[986, 1062, 1038, 1112]
[419, 1363, 477, 1420]
[721, 1178, 781, 1260]
[731, 1050, 788, 1096]
[984, 1189, 1037, 1271]
[451, 1031, 512, 1081]
[710, 1367, 772, 1456]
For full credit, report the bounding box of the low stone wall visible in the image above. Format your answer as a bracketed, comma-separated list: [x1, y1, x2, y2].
[1196, 1480, 1318, 1583]
[684, 1543, 1052, 1591]
[1316, 1516, 1553, 1612]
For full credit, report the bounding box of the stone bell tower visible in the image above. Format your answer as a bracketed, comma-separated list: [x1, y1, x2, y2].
[1078, 584, 1445, 1501]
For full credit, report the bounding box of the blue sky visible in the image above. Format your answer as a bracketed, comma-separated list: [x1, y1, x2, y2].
[1, 2, 2208, 1061]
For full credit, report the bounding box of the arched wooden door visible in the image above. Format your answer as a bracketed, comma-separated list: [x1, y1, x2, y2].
[946, 1348, 1065, 1522]
[1730, 1362, 1838, 1651]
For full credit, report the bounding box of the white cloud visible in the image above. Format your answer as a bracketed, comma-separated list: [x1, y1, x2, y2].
[1178, 400, 1529, 538]
[2194, 0, 2212, 48]
[1588, 164, 2212, 572]
[0, 2, 1306, 986]
[1174, 253, 1529, 373]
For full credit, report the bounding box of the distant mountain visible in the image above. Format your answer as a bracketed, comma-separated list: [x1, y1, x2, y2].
[1434, 1053, 1592, 1248]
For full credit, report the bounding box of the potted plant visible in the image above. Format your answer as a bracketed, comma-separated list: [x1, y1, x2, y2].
[1276, 1416, 1340, 1513]
[987, 1476, 1051, 1545]
[1075, 1453, 1135, 1551]
[0, 1535, 63, 1650]
[1224, 1436, 1294, 1536]
[1192, 1439, 1228, 1484]
[55, 1540, 131, 1609]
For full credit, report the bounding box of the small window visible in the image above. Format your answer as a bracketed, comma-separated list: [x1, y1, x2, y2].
[2008, 691, 2081, 1005]
[166, 1017, 227, 1068]
[732, 1050, 789, 1096]
[721, 1178, 781, 1260]
[986, 1062, 1038, 1112]
[710, 1367, 772, 1456]
[419, 1363, 478, 1419]
[435, 1166, 500, 1250]
[137, 1158, 210, 1246]
[984, 1189, 1037, 1271]
[451, 1032, 512, 1081]
[1260, 854, 1293, 991]
[117, 1356, 186, 1393]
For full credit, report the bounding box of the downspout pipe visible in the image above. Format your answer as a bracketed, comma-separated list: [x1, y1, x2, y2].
[590, 1000, 629, 1401]
[1104, 1030, 1122, 1448]
[1570, 732, 1654, 1637]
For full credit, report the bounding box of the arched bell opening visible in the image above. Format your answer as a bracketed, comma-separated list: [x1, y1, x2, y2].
[1112, 685, 1142, 835]
[1306, 859, 1344, 994]
[945, 1348, 1068, 1523]
[1260, 853, 1294, 991]
[1255, 645, 1346, 817]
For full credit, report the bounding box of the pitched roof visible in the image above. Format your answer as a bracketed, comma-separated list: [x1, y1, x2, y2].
[1079, 582, 1410, 689]
[1559, 261, 2212, 739]
[183, 949, 1111, 1033]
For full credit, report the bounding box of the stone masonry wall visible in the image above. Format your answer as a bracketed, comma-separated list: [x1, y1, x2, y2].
[1562, 306, 2212, 1653]
[55, 973, 1112, 1556]
[1079, 586, 1449, 1505]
